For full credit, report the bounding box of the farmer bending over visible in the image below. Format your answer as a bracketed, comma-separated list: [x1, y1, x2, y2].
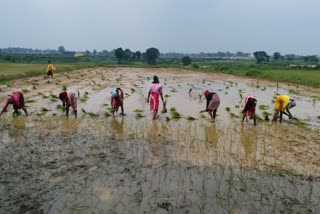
[59, 90, 77, 117]
[0, 91, 28, 117]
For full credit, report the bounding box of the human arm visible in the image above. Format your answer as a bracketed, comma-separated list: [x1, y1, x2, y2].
[0, 99, 11, 117]
[147, 91, 151, 103]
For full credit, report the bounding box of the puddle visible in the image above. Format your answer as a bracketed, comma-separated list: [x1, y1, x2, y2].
[0, 67, 319, 213]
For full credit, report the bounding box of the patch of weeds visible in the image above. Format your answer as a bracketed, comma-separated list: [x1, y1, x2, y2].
[131, 88, 136, 93]
[164, 94, 171, 98]
[62, 85, 67, 90]
[235, 105, 240, 108]
[258, 105, 269, 110]
[33, 85, 37, 90]
[50, 93, 58, 99]
[41, 107, 50, 112]
[317, 116, 320, 119]
[166, 117, 171, 121]
[125, 93, 130, 97]
[225, 107, 231, 112]
[254, 114, 263, 121]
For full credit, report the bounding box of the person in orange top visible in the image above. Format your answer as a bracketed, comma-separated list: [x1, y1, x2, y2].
[46, 60, 54, 78]
[272, 95, 296, 123]
[0, 91, 28, 117]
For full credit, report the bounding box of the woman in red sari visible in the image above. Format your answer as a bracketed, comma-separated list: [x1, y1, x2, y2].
[111, 88, 125, 117]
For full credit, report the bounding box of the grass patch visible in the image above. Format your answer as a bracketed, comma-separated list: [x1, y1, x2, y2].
[258, 105, 269, 110]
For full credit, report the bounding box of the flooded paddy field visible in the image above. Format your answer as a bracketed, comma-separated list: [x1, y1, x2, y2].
[0, 67, 320, 213]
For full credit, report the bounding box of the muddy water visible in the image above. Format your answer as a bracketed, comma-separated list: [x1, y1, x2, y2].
[0, 67, 320, 213]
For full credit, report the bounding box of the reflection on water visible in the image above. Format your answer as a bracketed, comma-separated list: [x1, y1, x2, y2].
[110, 117, 124, 135]
[240, 126, 257, 158]
[9, 117, 27, 138]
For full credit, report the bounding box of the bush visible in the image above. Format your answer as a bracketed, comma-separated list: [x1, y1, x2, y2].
[192, 63, 199, 69]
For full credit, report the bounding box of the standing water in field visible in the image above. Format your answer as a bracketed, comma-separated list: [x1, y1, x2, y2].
[0, 67, 320, 213]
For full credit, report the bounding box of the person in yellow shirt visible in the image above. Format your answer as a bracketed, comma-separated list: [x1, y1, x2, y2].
[272, 94, 296, 123]
[46, 60, 54, 78]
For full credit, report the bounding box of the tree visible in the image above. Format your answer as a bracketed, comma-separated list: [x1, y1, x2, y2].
[182, 56, 192, 66]
[304, 55, 319, 63]
[273, 52, 281, 61]
[58, 46, 65, 55]
[93, 49, 97, 56]
[124, 48, 132, 60]
[253, 51, 270, 64]
[85, 50, 91, 56]
[145, 47, 160, 65]
[135, 51, 141, 59]
[115, 48, 125, 64]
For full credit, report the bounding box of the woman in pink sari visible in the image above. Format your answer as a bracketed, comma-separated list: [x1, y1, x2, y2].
[147, 75, 164, 120]
[58, 90, 77, 117]
[241, 95, 257, 125]
[0, 91, 28, 117]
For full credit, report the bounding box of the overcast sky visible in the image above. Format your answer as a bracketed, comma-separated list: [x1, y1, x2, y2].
[1, 0, 320, 55]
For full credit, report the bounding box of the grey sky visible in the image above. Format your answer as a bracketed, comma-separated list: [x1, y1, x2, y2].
[1, 0, 320, 55]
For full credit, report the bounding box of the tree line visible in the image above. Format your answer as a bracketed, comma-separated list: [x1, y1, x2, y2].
[253, 51, 319, 64]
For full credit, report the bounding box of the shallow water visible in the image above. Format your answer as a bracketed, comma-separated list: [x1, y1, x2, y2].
[0, 67, 320, 213]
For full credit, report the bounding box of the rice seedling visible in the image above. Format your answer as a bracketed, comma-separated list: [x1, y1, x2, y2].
[107, 107, 114, 112]
[81, 108, 87, 114]
[229, 112, 239, 118]
[135, 113, 145, 119]
[188, 88, 192, 94]
[288, 89, 300, 95]
[171, 111, 181, 119]
[170, 88, 177, 93]
[225, 107, 231, 112]
[186, 116, 196, 121]
[254, 114, 263, 121]
[33, 85, 37, 89]
[80, 91, 89, 103]
[166, 117, 171, 121]
[170, 107, 176, 112]
[131, 88, 136, 93]
[164, 94, 171, 98]
[37, 92, 49, 99]
[21, 88, 29, 93]
[25, 99, 35, 103]
[56, 104, 63, 110]
[262, 111, 271, 121]
[62, 85, 67, 90]
[50, 93, 58, 99]
[87, 112, 98, 117]
[125, 93, 130, 97]
[317, 116, 320, 119]
[290, 118, 308, 127]
[41, 107, 50, 112]
[161, 100, 167, 113]
[104, 112, 111, 117]
[235, 105, 240, 108]
[258, 105, 269, 110]
[133, 109, 143, 113]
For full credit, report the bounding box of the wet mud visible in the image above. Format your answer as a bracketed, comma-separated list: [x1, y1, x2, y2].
[0, 67, 320, 213]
